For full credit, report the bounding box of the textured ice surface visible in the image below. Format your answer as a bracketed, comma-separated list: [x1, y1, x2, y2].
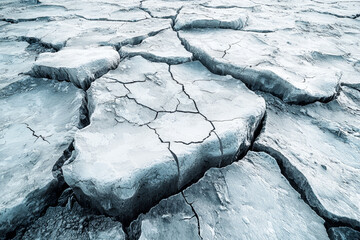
[0, 41, 37, 90]
[0, 78, 84, 237]
[254, 86, 360, 228]
[62, 56, 265, 222]
[135, 152, 328, 240]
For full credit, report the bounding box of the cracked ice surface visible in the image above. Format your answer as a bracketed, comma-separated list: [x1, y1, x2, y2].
[62, 56, 265, 222]
[254, 86, 360, 228]
[1, 0, 360, 238]
[135, 152, 328, 239]
[0, 78, 84, 237]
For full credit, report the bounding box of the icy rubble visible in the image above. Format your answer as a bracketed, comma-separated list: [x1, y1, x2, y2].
[254, 86, 360, 228]
[120, 29, 192, 64]
[0, 78, 84, 238]
[22, 200, 125, 240]
[30, 46, 120, 89]
[62, 56, 265, 222]
[134, 152, 328, 239]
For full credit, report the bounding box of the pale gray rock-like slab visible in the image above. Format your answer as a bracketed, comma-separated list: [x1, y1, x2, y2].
[174, 5, 248, 30]
[62, 56, 265, 222]
[0, 78, 84, 238]
[30, 46, 120, 89]
[137, 152, 328, 240]
[120, 29, 192, 64]
[0, 41, 36, 90]
[328, 227, 360, 240]
[254, 86, 360, 228]
[22, 202, 125, 240]
[179, 29, 341, 104]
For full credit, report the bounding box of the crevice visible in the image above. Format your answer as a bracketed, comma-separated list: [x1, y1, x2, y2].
[181, 192, 203, 239]
[74, 14, 150, 23]
[19, 36, 62, 51]
[213, 131, 224, 167]
[169, 146, 181, 186]
[120, 50, 191, 65]
[303, 9, 360, 19]
[115, 27, 169, 50]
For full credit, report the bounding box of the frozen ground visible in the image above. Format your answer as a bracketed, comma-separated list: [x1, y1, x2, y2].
[0, 0, 359, 239]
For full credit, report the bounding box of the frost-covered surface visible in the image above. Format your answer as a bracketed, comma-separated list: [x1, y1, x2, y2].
[134, 152, 328, 239]
[1, 0, 360, 239]
[62, 57, 265, 222]
[0, 78, 84, 238]
[254, 86, 360, 228]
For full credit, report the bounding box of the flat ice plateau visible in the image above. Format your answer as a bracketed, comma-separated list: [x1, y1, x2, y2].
[0, 0, 359, 239]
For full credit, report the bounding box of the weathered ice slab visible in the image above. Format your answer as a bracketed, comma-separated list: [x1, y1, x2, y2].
[179, 29, 341, 104]
[62, 56, 265, 222]
[254, 86, 360, 228]
[120, 29, 192, 64]
[30, 46, 120, 89]
[0, 78, 84, 238]
[135, 152, 328, 240]
[174, 5, 247, 30]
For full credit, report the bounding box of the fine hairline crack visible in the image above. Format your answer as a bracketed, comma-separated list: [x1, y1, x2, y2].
[23, 123, 50, 144]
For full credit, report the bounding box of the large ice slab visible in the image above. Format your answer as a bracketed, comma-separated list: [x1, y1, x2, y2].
[254, 86, 360, 228]
[135, 152, 328, 239]
[0, 78, 84, 237]
[62, 56, 265, 222]
[120, 29, 192, 64]
[30, 46, 120, 89]
[179, 29, 342, 104]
